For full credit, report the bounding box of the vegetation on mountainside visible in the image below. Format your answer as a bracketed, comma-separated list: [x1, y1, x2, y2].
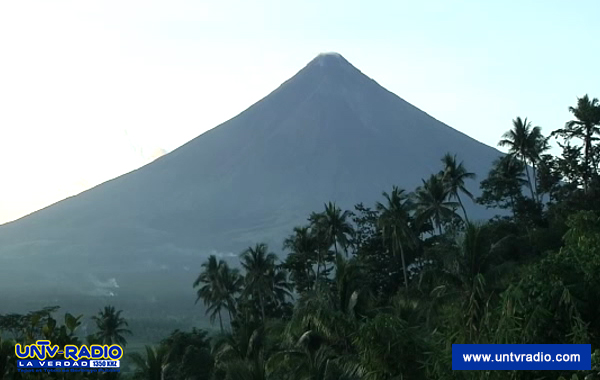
[1, 94, 600, 379]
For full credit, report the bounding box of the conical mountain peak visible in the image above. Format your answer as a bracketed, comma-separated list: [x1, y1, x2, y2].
[302, 52, 358, 74]
[312, 52, 348, 66]
[280, 52, 371, 96]
[0, 52, 504, 310]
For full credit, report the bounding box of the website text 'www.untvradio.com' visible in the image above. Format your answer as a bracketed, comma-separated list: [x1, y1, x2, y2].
[452, 344, 591, 371]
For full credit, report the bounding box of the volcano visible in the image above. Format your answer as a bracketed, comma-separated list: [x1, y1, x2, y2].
[0, 53, 502, 307]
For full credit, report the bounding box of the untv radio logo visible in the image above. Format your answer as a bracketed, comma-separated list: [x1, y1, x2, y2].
[15, 340, 121, 373]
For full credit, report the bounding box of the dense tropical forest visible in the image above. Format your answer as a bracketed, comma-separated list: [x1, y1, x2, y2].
[1, 94, 600, 379]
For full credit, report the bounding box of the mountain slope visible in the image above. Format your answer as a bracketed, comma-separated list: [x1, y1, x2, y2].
[0, 53, 502, 302]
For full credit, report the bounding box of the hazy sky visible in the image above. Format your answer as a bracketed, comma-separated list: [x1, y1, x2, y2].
[0, 0, 598, 224]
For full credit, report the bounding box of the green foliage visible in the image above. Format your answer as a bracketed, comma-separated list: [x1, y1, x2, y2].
[160, 328, 214, 380]
[354, 313, 428, 379]
[316, 202, 355, 257]
[240, 243, 293, 323]
[376, 186, 415, 291]
[194, 255, 243, 332]
[129, 345, 169, 380]
[352, 204, 403, 302]
[478, 156, 528, 216]
[414, 173, 460, 235]
[92, 305, 132, 347]
[498, 116, 548, 203]
[552, 95, 600, 192]
[440, 152, 477, 223]
[282, 226, 319, 294]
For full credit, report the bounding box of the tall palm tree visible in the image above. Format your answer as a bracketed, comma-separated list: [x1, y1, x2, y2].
[308, 212, 334, 283]
[319, 202, 355, 257]
[219, 264, 244, 325]
[440, 153, 476, 223]
[552, 95, 600, 192]
[482, 156, 529, 217]
[194, 255, 227, 332]
[498, 117, 540, 200]
[283, 226, 319, 292]
[526, 131, 550, 202]
[241, 244, 292, 322]
[91, 306, 132, 347]
[414, 174, 459, 235]
[376, 186, 414, 292]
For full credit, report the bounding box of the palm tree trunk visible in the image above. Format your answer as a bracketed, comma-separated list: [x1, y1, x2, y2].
[523, 154, 536, 200]
[584, 133, 593, 193]
[218, 310, 224, 333]
[227, 309, 233, 330]
[532, 162, 539, 203]
[397, 239, 409, 292]
[259, 293, 266, 323]
[457, 193, 470, 224]
[334, 239, 339, 257]
[586, 134, 591, 170]
[316, 250, 321, 285]
[510, 194, 516, 218]
[590, 139, 599, 179]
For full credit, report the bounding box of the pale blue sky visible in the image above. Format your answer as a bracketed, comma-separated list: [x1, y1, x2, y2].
[0, 0, 598, 223]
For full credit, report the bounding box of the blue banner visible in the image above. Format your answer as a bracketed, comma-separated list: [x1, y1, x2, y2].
[452, 344, 591, 370]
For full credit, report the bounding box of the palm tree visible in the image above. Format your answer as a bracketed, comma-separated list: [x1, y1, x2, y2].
[441, 153, 476, 223]
[414, 174, 459, 235]
[526, 130, 550, 202]
[129, 345, 169, 380]
[219, 264, 244, 325]
[353, 312, 428, 378]
[450, 223, 495, 287]
[552, 95, 600, 192]
[269, 265, 294, 306]
[319, 202, 355, 257]
[91, 306, 132, 347]
[194, 255, 228, 332]
[283, 226, 319, 291]
[279, 277, 362, 370]
[376, 186, 414, 292]
[480, 156, 529, 217]
[241, 243, 292, 322]
[212, 324, 269, 380]
[308, 212, 335, 283]
[432, 223, 515, 342]
[498, 117, 540, 200]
